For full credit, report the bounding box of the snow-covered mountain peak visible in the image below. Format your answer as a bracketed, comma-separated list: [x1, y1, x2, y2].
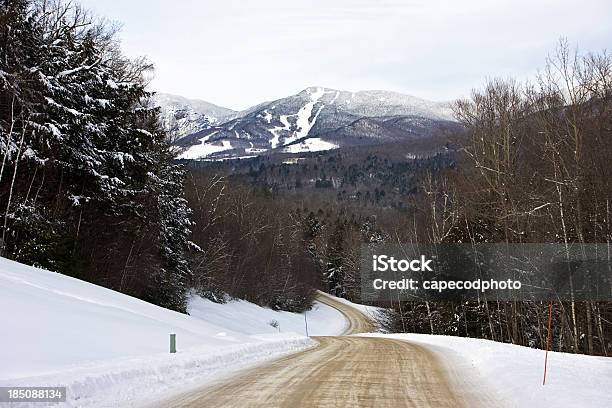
[153, 93, 237, 139]
[169, 87, 460, 160]
[298, 86, 331, 96]
[290, 87, 454, 119]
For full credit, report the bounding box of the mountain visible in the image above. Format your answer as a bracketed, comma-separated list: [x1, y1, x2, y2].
[164, 87, 460, 160]
[153, 93, 237, 139]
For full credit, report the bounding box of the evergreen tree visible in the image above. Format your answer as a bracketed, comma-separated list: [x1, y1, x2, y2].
[0, 0, 192, 311]
[326, 220, 347, 297]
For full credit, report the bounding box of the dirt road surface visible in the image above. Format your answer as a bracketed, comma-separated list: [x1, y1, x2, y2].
[314, 291, 374, 335]
[152, 293, 492, 408]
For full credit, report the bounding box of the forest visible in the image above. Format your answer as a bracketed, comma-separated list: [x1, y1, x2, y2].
[1, 0, 610, 356]
[0, 0, 192, 311]
[405, 43, 612, 356]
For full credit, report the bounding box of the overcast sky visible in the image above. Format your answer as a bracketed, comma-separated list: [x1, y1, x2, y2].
[79, 0, 611, 110]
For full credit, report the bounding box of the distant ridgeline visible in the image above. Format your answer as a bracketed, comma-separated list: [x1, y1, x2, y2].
[165, 87, 462, 161]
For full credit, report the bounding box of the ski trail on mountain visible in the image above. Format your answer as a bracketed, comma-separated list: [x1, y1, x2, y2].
[269, 87, 326, 148]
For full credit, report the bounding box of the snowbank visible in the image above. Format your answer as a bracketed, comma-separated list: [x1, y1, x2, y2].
[0, 257, 347, 407]
[361, 333, 612, 408]
[4, 335, 311, 408]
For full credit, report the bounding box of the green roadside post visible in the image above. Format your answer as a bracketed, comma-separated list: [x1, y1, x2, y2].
[170, 333, 176, 353]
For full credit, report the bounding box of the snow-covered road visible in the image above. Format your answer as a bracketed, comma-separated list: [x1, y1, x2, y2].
[152, 336, 484, 408]
[148, 292, 611, 408]
[149, 293, 492, 408]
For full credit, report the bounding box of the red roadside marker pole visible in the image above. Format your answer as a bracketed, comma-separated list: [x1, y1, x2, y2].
[543, 301, 553, 385]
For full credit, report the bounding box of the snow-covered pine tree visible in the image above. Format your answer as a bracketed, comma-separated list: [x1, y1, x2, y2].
[0, 0, 56, 262]
[0, 0, 192, 312]
[143, 144, 193, 312]
[326, 219, 347, 297]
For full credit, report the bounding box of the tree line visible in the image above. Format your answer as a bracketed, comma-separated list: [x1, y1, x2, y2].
[184, 171, 389, 312]
[380, 42, 611, 356]
[0, 0, 191, 311]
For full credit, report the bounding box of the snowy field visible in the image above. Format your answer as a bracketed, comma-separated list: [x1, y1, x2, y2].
[188, 295, 347, 337]
[282, 137, 338, 153]
[361, 333, 612, 408]
[176, 139, 234, 160]
[0, 257, 346, 407]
